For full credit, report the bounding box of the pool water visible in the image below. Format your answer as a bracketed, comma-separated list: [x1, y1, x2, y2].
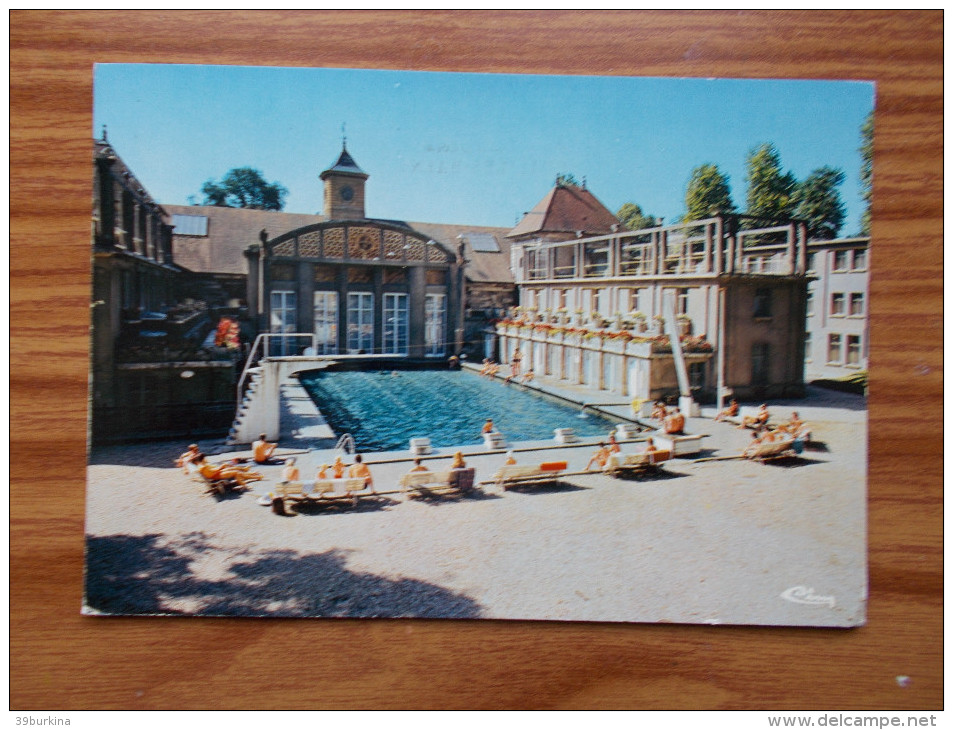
[298, 369, 623, 452]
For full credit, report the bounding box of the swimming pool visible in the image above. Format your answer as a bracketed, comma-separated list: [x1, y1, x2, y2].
[298, 368, 625, 452]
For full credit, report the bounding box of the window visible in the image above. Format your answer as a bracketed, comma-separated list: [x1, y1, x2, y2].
[466, 232, 501, 253]
[753, 288, 773, 318]
[171, 214, 208, 237]
[806, 289, 814, 317]
[852, 248, 867, 270]
[751, 343, 770, 385]
[270, 290, 297, 356]
[346, 292, 374, 353]
[849, 292, 865, 316]
[846, 335, 862, 366]
[806, 252, 817, 273]
[827, 334, 842, 364]
[833, 250, 850, 271]
[831, 292, 846, 316]
[313, 291, 338, 355]
[382, 293, 409, 354]
[425, 293, 446, 356]
[676, 288, 689, 316]
[629, 288, 643, 313]
[804, 331, 812, 361]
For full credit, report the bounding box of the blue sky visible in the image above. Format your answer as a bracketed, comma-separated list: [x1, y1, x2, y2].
[94, 64, 874, 234]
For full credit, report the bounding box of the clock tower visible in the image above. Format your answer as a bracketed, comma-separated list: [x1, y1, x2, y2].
[320, 142, 369, 220]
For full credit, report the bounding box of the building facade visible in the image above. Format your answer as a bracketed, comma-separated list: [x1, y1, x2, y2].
[90, 135, 237, 443]
[500, 184, 812, 405]
[803, 237, 870, 380]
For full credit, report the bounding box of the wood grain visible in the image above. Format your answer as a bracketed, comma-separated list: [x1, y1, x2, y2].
[11, 10, 942, 710]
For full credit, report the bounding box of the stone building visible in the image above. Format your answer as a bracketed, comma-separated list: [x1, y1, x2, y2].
[500, 183, 812, 407]
[166, 144, 516, 361]
[90, 135, 237, 442]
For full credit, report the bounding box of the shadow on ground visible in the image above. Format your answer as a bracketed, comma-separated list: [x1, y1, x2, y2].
[84, 532, 483, 618]
[405, 488, 503, 506]
[609, 468, 689, 482]
[502, 480, 590, 495]
[282, 495, 402, 516]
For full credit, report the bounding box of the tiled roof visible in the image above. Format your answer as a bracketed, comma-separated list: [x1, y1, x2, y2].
[166, 204, 514, 283]
[508, 184, 620, 240]
[320, 145, 368, 179]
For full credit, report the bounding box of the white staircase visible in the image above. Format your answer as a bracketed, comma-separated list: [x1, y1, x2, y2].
[227, 367, 264, 445]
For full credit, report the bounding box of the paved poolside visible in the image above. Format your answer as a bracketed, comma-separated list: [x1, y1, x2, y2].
[84, 379, 867, 627]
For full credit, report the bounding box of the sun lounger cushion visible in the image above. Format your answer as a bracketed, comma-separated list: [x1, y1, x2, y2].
[540, 461, 568, 472]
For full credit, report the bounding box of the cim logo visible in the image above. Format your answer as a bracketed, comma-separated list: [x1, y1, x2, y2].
[781, 586, 836, 608]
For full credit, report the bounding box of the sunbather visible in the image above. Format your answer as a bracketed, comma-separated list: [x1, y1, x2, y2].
[586, 442, 612, 471]
[714, 399, 739, 422]
[252, 434, 284, 465]
[408, 458, 430, 473]
[195, 454, 262, 488]
[316, 464, 329, 479]
[281, 457, 300, 483]
[176, 444, 201, 473]
[348, 454, 373, 488]
[607, 433, 621, 454]
[332, 455, 347, 479]
[451, 451, 468, 469]
[482, 419, 495, 435]
[503, 451, 517, 466]
[662, 407, 686, 435]
[740, 404, 770, 430]
[642, 437, 658, 454]
[651, 401, 668, 421]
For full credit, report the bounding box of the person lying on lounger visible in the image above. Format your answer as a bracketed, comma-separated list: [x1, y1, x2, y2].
[194, 455, 263, 488]
[740, 404, 770, 430]
[450, 451, 468, 470]
[714, 399, 739, 422]
[176, 444, 201, 473]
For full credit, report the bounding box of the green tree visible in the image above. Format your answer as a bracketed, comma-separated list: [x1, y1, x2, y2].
[684, 163, 736, 221]
[200, 167, 288, 211]
[793, 166, 846, 240]
[617, 202, 657, 231]
[859, 110, 874, 235]
[745, 143, 798, 221]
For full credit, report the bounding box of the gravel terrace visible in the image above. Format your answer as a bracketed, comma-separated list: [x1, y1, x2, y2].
[84, 385, 867, 627]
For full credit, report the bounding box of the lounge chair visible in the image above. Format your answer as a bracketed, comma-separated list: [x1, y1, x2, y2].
[742, 436, 797, 461]
[271, 477, 374, 513]
[399, 467, 476, 497]
[490, 461, 568, 491]
[602, 450, 672, 477]
[186, 462, 257, 496]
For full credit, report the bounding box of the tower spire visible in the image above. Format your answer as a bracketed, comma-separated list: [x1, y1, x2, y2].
[341, 122, 347, 149]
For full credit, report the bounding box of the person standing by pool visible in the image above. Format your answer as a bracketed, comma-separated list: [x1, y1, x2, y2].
[348, 454, 374, 489]
[510, 347, 522, 378]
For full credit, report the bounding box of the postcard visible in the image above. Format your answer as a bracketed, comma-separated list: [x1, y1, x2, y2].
[85, 64, 872, 625]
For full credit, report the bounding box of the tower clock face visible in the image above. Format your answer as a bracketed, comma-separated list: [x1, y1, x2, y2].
[340, 185, 354, 202]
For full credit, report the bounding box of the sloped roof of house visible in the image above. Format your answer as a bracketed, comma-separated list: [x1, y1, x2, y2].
[165, 205, 514, 284]
[507, 183, 620, 240]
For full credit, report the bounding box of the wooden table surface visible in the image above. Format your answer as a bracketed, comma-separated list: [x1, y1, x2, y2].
[10, 10, 942, 710]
